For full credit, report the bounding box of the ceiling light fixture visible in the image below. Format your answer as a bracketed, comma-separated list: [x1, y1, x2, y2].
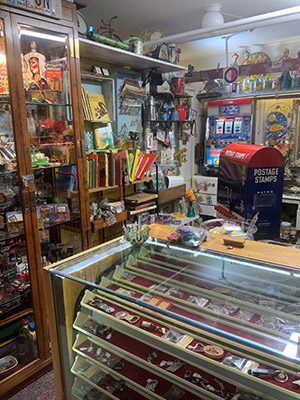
[202, 4, 224, 29]
[144, 6, 300, 45]
[19, 29, 66, 43]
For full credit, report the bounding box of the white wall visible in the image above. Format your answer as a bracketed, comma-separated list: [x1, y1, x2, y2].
[179, 33, 300, 183]
[180, 35, 300, 70]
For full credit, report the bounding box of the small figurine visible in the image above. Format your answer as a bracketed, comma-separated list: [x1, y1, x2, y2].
[231, 52, 239, 67]
[273, 48, 291, 68]
[283, 47, 290, 60]
[258, 53, 265, 63]
[279, 70, 292, 90]
[242, 50, 250, 65]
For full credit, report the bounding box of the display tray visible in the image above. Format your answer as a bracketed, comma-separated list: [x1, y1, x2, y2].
[47, 238, 300, 400]
[75, 288, 299, 398]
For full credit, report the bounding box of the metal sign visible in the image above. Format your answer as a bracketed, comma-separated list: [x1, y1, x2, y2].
[223, 67, 239, 84]
[0, 0, 62, 18]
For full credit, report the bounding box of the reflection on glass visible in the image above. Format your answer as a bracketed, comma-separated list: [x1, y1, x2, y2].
[50, 238, 300, 364]
[18, 25, 82, 266]
[0, 20, 38, 378]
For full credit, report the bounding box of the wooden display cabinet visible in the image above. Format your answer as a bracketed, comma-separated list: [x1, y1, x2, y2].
[0, 2, 90, 398]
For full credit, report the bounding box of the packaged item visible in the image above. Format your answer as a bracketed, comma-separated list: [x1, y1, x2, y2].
[163, 329, 185, 344]
[222, 302, 238, 315]
[165, 287, 183, 298]
[187, 296, 209, 307]
[6, 211, 23, 234]
[223, 354, 248, 370]
[207, 300, 224, 313]
[149, 283, 168, 293]
[163, 385, 185, 400]
[167, 225, 208, 247]
[235, 309, 254, 322]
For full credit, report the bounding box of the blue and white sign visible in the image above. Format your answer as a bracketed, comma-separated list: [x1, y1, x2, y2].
[223, 67, 239, 84]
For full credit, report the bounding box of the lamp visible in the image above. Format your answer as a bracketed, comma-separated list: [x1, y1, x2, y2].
[202, 3, 224, 28]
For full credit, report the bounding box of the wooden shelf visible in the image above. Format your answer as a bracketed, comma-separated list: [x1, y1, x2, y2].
[79, 38, 187, 73]
[81, 73, 114, 82]
[125, 176, 155, 185]
[91, 211, 128, 232]
[88, 185, 119, 193]
[185, 57, 300, 83]
[78, 177, 155, 195]
[125, 192, 158, 204]
[158, 184, 186, 205]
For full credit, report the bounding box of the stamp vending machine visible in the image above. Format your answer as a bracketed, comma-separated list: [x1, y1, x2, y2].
[216, 143, 284, 239]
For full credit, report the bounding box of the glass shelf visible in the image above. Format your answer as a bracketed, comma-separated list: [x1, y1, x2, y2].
[26, 102, 72, 107]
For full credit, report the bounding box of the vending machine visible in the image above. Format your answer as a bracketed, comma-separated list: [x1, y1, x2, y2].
[205, 98, 253, 169]
[217, 143, 284, 240]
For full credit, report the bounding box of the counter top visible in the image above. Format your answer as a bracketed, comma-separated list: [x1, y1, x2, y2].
[149, 223, 300, 269]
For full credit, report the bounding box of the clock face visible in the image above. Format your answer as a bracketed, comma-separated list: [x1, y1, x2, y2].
[77, 11, 88, 36]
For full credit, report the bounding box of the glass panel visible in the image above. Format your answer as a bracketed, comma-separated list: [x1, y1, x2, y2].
[0, 20, 38, 377]
[49, 238, 300, 400]
[18, 25, 82, 265]
[49, 238, 300, 367]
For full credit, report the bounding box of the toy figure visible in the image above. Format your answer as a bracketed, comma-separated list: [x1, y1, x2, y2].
[22, 41, 47, 91]
[279, 71, 292, 89]
[273, 48, 291, 68]
[283, 48, 290, 60]
[231, 52, 239, 67]
[242, 50, 250, 65]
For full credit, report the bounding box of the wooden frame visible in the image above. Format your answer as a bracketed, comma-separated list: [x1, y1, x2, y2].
[0, 2, 91, 398]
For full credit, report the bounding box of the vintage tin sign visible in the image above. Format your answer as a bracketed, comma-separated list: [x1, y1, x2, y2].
[0, 0, 61, 18]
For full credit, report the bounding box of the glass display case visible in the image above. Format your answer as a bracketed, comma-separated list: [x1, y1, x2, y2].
[0, 2, 89, 398]
[45, 237, 300, 400]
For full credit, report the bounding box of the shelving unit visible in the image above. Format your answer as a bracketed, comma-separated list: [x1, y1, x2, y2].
[79, 38, 187, 73]
[79, 33, 189, 245]
[91, 211, 128, 231]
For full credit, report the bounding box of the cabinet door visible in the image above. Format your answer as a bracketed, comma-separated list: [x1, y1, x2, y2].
[11, 15, 89, 265]
[0, 11, 49, 381]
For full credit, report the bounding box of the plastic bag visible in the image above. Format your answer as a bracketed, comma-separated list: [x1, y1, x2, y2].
[167, 225, 208, 247]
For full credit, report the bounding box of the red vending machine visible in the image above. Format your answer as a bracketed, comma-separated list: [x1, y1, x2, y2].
[216, 143, 284, 239]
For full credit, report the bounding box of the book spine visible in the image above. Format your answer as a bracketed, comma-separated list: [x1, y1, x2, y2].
[84, 87, 93, 121]
[105, 154, 109, 187]
[133, 153, 144, 181]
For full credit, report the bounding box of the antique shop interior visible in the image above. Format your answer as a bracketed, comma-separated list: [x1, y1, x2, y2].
[1, 1, 300, 400]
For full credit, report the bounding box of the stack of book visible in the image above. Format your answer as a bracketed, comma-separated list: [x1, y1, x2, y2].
[86, 148, 158, 189]
[115, 149, 158, 183]
[86, 152, 122, 189]
[119, 78, 146, 98]
[125, 192, 158, 215]
[81, 87, 110, 122]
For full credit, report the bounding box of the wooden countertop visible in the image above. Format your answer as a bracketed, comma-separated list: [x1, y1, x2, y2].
[149, 223, 300, 269]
